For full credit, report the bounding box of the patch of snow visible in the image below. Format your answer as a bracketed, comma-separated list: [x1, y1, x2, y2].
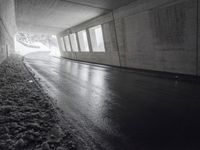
[0, 55, 76, 150]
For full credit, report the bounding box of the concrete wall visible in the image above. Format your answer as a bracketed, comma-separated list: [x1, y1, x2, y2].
[114, 0, 197, 75]
[0, 0, 16, 64]
[57, 13, 120, 66]
[0, 20, 15, 64]
[58, 0, 199, 76]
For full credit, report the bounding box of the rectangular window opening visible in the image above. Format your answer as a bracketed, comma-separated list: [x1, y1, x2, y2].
[78, 30, 89, 52]
[89, 25, 105, 52]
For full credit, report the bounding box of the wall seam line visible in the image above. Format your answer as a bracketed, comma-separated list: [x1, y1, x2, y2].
[0, 18, 13, 40]
[112, 12, 122, 67]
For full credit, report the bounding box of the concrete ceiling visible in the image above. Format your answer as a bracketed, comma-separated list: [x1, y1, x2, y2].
[15, 0, 135, 34]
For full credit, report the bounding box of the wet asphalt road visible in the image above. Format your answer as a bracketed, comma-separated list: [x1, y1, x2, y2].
[24, 52, 200, 150]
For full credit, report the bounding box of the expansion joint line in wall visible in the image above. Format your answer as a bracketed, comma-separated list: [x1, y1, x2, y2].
[74, 52, 77, 60]
[0, 18, 13, 40]
[112, 12, 122, 67]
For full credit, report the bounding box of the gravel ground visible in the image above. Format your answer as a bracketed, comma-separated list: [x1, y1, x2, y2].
[0, 55, 77, 150]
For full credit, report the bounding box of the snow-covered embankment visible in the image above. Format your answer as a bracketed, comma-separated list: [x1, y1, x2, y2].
[0, 55, 76, 150]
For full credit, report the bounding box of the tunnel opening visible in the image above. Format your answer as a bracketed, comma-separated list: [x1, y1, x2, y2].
[14, 32, 60, 57]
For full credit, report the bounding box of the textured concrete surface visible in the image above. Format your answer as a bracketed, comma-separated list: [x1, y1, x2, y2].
[0, 20, 9, 64]
[0, 0, 16, 64]
[58, 13, 120, 66]
[114, 0, 197, 75]
[59, 0, 199, 76]
[0, 0, 17, 36]
[15, 0, 134, 34]
[25, 52, 200, 150]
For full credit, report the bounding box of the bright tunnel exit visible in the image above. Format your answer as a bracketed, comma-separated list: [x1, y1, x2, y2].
[15, 32, 60, 57]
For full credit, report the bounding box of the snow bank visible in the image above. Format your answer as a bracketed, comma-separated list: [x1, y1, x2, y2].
[0, 55, 76, 150]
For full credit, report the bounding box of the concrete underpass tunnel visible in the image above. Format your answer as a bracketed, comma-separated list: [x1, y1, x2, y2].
[1, 0, 199, 76]
[0, 0, 200, 149]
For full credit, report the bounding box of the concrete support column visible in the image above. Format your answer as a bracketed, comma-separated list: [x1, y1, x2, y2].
[75, 32, 81, 52]
[63, 36, 67, 52]
[86, 28, 93, 53]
